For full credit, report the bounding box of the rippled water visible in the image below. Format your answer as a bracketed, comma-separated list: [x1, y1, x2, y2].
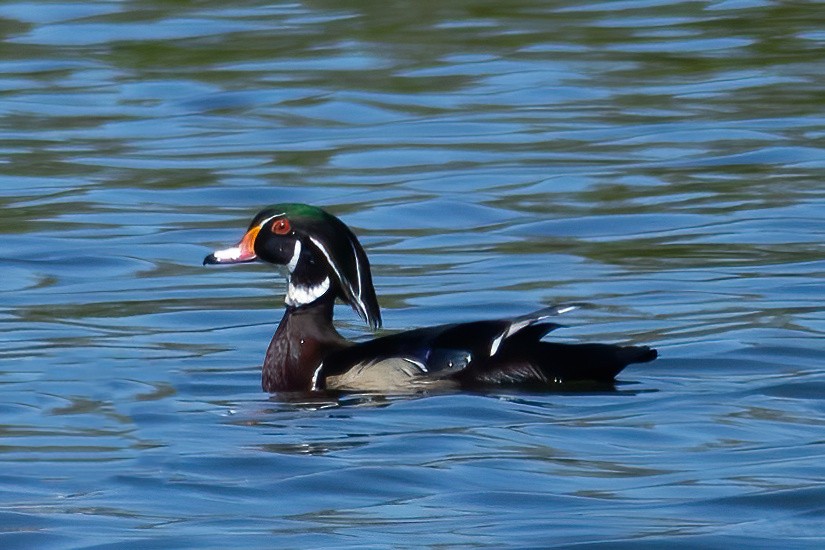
[2, 1, 824, 548]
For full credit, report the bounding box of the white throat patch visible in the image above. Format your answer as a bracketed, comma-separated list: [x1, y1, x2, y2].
[285, 276, 331, 307]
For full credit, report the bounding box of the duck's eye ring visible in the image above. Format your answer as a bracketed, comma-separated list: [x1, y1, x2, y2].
[272, 218, 291, 235]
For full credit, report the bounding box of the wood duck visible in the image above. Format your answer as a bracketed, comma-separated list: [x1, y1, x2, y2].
[204, 204, 657, 393]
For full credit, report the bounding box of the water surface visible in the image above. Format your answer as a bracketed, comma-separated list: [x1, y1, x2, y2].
[1, 1, 824, 548]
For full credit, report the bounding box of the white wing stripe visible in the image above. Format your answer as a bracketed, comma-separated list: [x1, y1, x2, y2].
[402, 357, 428, 373]
[490, 306, 575, 356]
[489, 333, 506, 356]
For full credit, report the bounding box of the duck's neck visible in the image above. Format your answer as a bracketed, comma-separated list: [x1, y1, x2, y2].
[262, 294, 348, 392]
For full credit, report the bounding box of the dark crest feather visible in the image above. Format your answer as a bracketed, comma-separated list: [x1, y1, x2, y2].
[295, 207, 382, 329]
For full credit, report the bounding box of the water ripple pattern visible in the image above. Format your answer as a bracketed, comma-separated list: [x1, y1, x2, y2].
[1, 1, 824, 548]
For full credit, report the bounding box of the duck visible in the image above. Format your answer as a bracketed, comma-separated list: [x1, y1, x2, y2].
[204, 203, 657, 393]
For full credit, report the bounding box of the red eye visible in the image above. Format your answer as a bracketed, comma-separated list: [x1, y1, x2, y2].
[272, 218, 291, 235]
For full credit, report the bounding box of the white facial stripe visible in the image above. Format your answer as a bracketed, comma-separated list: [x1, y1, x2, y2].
[350, 245, 368, 320]
[212, 246, 244, 261]
[257, 213, 282, 229]
[287, 239, 302, 273]
[308, 235, 368, 322]
[285, 276, 331, 307]
[351, 239, 363, 303]
[243, 212, 283, 246]
[309, 234, 371, 322]
[308, 235, 343, 283]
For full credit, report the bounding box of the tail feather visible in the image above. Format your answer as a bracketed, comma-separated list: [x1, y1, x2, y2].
[458, 342, 656, 387]
[532, 342, 657, 382]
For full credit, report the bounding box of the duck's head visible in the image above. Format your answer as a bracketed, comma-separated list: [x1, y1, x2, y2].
[204, 203, 381, 329]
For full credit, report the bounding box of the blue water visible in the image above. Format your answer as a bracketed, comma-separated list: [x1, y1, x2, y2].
[1, 1, 825, 548]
